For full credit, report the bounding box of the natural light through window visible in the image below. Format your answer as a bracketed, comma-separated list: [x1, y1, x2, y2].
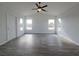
[58, 18, 62, 24]
[48, 27, 55, 30]
[48, 19, 55, 30]
[57, 18, 62, 31]
[26, 19, 32, 30]
[20, 18, 23, 24]
[20, 27, 23, 31]
[26, 19, 32, 24]
[26, 27, 32, 30]
[48, 19, 55, 24]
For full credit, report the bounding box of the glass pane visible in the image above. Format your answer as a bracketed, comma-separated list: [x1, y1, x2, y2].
[20, 18, 23, 24]
[58, 18, 62, 24]
[20, 27, 23, 31]
[26, 27, 32, 30]
[26, 19, 32, 30]
[26, 19, 32, 24]
[48, 19, 55, 30]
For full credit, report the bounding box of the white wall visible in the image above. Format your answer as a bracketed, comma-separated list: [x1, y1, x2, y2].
[0, 5, 24, 45]
[25, 13, 56, 33]
[0, 8, 2, 44]
[57, 4, 79, 45]
[7, 10, 16, 41]
[0, 5, 7, 45]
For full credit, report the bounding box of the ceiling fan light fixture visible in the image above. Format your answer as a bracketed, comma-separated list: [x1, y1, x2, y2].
[32, 2, 48, 13]
[37, 8, 41, 12]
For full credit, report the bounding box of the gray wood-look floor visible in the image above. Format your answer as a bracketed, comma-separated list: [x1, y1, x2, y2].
[0, 34, 79, 56]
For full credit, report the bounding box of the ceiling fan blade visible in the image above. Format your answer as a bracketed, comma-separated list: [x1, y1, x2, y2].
[41, 5, 47, 8]
[32, 8, 38, 10]
[35, 3, 39, 7]
[41, 9, 47, 12]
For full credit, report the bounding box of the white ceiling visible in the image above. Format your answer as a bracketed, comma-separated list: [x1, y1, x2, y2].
[0, 2, 79, 16]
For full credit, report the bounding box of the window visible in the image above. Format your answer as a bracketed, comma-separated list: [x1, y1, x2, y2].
[20, 27, 23, 31]
[48, 19, 55, 30]
[19, 18, 24, 31]
[58, 18, 62, 24]
[20, 18, 23, 24]
[26, 19, 32, 30]
[57, 18, 62, 31]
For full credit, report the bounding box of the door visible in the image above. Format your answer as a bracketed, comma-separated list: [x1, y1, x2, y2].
[7, 13, 16, 40]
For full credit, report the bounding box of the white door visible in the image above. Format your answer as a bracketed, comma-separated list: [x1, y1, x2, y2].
[7, 14, 16, 40]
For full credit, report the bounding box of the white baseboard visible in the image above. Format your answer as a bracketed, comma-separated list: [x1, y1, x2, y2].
[0, 34, 25, 46]
[0, 39, 10, 46]
[57, 34, 79, 46]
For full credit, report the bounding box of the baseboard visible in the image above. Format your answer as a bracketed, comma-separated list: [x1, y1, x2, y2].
[24, 33, 57, 34]
[57, 34, 79, 46]
[0, 34, 25, 46]
[16, 34, 25, 39]
[0, 40, 9, 46]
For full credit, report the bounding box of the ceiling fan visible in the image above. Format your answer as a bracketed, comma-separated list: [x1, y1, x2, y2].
[32, 2, 48, 12]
